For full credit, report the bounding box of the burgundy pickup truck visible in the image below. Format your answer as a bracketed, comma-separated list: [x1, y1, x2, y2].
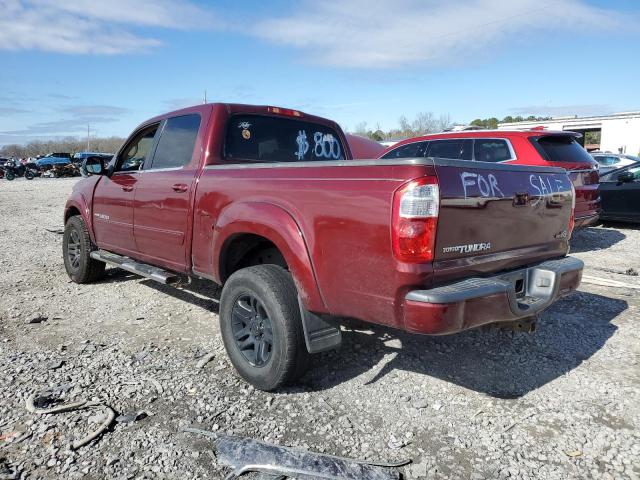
[64, 103, 583, 390]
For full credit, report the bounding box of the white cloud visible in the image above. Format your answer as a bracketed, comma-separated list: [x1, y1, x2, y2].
[253, 0, 626, 68]
[0, 0, 216, 54]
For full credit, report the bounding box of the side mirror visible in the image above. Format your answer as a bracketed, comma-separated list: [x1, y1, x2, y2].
[82, 156, 105, 176]
[617, 171, 635, 183]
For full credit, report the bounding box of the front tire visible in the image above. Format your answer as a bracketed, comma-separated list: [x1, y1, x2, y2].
[5, 170, 15, 181]
[220, 265, 310, 391]
[63, 216, 106, 283]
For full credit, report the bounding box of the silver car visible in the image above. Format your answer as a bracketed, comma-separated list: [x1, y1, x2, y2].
[591, 152, 640, 174]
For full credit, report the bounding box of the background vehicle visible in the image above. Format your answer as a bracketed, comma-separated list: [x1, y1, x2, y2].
[44, 152, 71, 160]
[3, 159, 35, 180]
[591, 152, 640, 174]
[72, 152, 114, 164]
[346, 133, 385, 159]
[379, 129, 600, 227]
[63, 103, 582, 390]
[598, 161, 640, 223]
[35, 156, 71, 168]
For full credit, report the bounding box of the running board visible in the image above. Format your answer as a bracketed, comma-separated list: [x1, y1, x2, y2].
[90, 250, 183, 286]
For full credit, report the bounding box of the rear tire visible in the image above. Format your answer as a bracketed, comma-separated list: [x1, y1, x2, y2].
[63, 216, 106, 283]
[25, 170, 35, 180]
[220, 265, 310, 391]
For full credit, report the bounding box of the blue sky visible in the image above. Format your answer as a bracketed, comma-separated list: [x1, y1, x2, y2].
[1, 0, 639, 145]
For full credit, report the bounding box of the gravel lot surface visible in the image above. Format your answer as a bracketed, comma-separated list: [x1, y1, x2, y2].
[0, 177, 638, 480]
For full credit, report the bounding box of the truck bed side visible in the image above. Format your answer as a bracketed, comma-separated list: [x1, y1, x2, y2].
[192, 158, 573, 331]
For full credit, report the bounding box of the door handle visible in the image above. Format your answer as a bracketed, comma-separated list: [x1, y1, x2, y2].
[121, 185, 133, 192]
[172, 183, 188, 193]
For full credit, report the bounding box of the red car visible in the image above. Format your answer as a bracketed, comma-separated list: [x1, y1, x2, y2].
[63, 104, 582, 390]
[379, 129, 600, 227]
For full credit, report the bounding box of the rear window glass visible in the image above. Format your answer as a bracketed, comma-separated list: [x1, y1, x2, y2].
[530, 135, 594, 163]
[426, 139, 473, 160]
[380, 141, 428, 159]
[474, 139, 513, 162]
[225, 115, 345, 163]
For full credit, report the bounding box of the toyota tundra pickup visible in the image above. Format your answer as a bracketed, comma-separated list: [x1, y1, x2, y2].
[64, 103, 583, 390]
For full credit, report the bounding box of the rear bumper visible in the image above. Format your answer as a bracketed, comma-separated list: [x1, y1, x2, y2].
[403, 256, 583, 335]
[574, 212, 600, 228]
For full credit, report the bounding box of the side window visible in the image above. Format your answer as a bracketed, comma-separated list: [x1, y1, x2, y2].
[149, 114, 201, 170]
[116, 125, 159, 172]
[473, 139, 514, 163]
[426, 140, 467, 159]
[380, 141, 427, 159]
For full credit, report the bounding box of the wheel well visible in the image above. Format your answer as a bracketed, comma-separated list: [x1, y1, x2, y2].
[65, 207, 81, 223]
[221, 234, 287, 282]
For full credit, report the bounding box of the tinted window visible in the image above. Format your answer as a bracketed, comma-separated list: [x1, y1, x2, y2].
[225, 115, 345, 163]
[426, 139, 471, 160]
[380, 141, 428, 159]
[530, 135, 594, 163]
[116, 125, 159, 172]
[150, 114, 201, 169]
[474, 139, 513, 163]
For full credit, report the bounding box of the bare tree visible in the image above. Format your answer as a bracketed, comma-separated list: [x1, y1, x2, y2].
[0, 136, 125, 158]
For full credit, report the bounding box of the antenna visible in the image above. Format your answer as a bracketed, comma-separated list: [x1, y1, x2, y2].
[203, 90, 207, 104]
[87, 124, 90, 151]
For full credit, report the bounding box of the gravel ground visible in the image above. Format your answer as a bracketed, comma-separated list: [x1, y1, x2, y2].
[0, 177, 638, 480]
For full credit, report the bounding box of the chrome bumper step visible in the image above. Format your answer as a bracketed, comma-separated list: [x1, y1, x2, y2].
[90, 250, 183, 285]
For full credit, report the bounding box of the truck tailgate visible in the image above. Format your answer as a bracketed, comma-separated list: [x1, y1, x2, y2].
[431, 159, 573, 284]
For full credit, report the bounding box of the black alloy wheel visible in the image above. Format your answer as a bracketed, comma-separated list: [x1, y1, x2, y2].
[231, 294, 274, 367]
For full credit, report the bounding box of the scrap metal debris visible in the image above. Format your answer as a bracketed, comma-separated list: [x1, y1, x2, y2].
[71, 407, 115, 450]
[195, 353, 215, 370]
[0, 457, 20, 480]
[26, 315, 48, 325]
[115, 411, 148, 424]
[25, 389, 115, 450]
[215, 435, 406, 480]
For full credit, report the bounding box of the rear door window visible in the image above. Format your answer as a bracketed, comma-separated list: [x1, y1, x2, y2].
[149, 114, 201, 170]
[426, 139, 473, 160]
[225, 115, 346, 163]
[529, 135, 594, 163]
[473, 139, 514, 163]
[380, 141, 428, 159]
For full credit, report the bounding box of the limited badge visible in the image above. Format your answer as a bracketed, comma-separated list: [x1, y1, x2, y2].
[242, 129, 251, 140]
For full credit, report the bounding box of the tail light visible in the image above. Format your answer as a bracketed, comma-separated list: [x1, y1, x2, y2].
[392, 176, 439, 262]
[568, 183, 576, 237]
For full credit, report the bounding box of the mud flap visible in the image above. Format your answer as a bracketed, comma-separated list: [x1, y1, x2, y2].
[298, 297, 342, 354]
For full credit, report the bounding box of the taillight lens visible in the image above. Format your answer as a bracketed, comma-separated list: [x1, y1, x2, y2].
[568, 182, 576, 237]
[392, 176, 439, 262]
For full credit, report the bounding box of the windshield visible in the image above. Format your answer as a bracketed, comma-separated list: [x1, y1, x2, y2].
[529, 135, 595, 164]
[225, 114, 346, 163]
